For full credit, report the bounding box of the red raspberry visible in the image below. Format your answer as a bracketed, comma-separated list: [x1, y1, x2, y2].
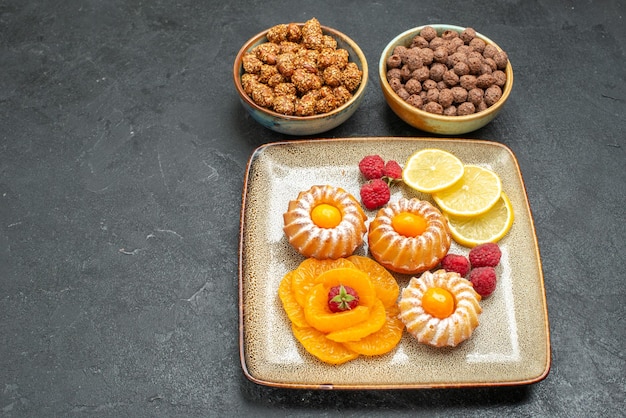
[360, 179, 390, 210]
[469, 243, 502, 268]
[383, 160, 403, 181]
[469, 266, 497, 297]
[440, 254, 470, 277]
[358, 155, 385, 180]
[328, 284, 359, 312]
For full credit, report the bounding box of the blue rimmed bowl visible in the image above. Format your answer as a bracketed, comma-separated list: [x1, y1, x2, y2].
[234, 24, 368, 136]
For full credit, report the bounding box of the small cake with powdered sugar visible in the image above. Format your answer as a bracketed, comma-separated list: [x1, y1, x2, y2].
[283, 185, 367, 259]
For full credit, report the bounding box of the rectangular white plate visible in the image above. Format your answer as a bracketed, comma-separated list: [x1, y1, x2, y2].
[239, 137, 550, 389]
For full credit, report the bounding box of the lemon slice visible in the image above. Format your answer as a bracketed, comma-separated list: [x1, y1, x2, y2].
[444, 192, 514, 247]
[402, 149, 464, 193]
[432, 165, 502, 217]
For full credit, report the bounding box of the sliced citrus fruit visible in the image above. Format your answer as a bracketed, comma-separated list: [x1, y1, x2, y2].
[402, 148, 464, 193]
[432, 165, 502, 217]
[278, 271, 308, 328]
[303, 283, 370, 333]
[314, 267, 377, 307]
[291, 258, 356, 307]
[343, 305, 405, 356]
[346, 255, 399, 308]
[326, 299, 387, 342]
[444, 192, 514, 247]
[291, 324, 359, 365]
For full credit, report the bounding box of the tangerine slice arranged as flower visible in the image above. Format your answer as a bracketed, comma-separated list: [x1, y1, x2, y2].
[291, 324, 359, 365]
[347, 255, 399, 308]
[291, 258, 356, 307]
[326, 299, 386, 342]
[314, 267, 377, 307]
[279, 256, 404, 364]
[343, 305, 405, 356]
[278, 271, 308, 328]
[304, 283, 371, 333]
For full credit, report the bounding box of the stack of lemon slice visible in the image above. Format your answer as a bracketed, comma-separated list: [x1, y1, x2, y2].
[402, 148, 514, 248]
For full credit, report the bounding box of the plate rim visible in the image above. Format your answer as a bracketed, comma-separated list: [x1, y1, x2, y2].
[238, 137, 551, 390]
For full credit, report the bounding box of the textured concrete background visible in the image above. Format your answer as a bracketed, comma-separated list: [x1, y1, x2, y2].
[1, 0, 624, 416]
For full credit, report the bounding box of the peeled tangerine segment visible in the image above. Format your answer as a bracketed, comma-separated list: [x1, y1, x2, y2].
[304, 283, 371, 333]
[346, 255, 399, 308]
[278, 271, 308, 328]
[343, 305, 405, 356]
[326, 299, 386, 342]
[314, 267, 377, 307]
[291, 324, 359, 365]
[291, 258, 357, 307]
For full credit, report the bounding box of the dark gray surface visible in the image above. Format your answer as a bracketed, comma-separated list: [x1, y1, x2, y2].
[1, 0, 625, 416]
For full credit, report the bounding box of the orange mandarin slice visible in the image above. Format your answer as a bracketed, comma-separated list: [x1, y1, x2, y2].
[326, 299, 386, 342]
[291, 258, 356, 307]
[278, 271, 308, 328]
[346, 255, 399, 308]
[291, 324, 359, 365]
[344, 305, 405, 356]
[314, 267, 377, 307]
[304, 283, 370, 333]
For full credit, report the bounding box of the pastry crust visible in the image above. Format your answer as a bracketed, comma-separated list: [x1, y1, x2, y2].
[368, 198, 451, 274]
[399, 269, 482, 347]
[283, 185, 367, 259]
